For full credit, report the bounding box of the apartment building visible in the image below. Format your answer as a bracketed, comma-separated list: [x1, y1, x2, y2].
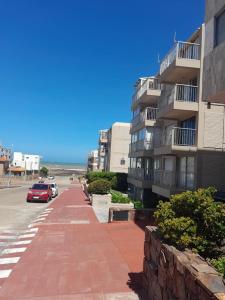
[128, 77, 160, 203]
[87, 150, 99, 171]
[104, 122, 130, 173]
[98, 129, 109, 171]
[129, 13, 225, 202]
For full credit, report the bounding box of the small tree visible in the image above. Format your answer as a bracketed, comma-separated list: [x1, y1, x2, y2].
[40, 166, 49, 177]
[154, 187, 225, 258]
[87, 179, 111, 195]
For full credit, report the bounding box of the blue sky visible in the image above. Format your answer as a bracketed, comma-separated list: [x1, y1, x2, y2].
[0, 0, 205, 163]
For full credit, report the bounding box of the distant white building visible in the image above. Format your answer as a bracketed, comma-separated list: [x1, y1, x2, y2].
[11, 152, 41, 174]
[87, 150, 99, 172]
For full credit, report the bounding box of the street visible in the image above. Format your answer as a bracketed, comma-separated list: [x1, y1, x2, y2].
[0, 176, 70, 231]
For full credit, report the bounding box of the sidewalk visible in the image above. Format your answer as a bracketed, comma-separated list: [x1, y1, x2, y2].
[0, 185, 146, 300]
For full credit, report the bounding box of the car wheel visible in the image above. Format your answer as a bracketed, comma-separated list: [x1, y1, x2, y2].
[27, 199, 30, 203]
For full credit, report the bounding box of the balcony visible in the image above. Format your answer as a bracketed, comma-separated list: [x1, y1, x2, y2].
[128, 167, 153, 188]
[160, 41, 201, 83]
[132, 78, 161, 109]
[129, 139, 154, 157]
[131, 107, 158, 132]
[99, 131, 108, 143]
[152, 169, 195, 198]
[158, 84, 199, 119]
[154, 127, 197, 155]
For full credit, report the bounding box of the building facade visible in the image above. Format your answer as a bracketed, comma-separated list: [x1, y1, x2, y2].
[104, 122, 130, 174]
[98, 129, 109, 171]
[128, 16, 225, 203]
[87, 150, 99, 172]
[10, 152, 41, 175]
[203, 0, 225, 103]
[0, 145, 12, 175]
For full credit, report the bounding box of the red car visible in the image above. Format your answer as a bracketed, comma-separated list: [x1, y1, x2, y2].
[27, 183, 53, 203]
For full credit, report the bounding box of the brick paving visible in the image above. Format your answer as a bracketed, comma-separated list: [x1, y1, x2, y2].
[0, 185, 147, 300]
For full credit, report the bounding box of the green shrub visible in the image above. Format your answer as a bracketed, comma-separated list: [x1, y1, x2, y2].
[133, 200, 144, 209]
[154, 187, 225, 258]
[86, 172, 128, 192]
[87, 179, 111, 195]
[210, 257, 225, 277]
[86, 171, 116, 183]
[110, 190, 131, 204]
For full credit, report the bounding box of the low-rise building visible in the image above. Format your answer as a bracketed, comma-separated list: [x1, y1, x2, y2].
[0, 145, 12, 175]
[10, 152, 40, 175]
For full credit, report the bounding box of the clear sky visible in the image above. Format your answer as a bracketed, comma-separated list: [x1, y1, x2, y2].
[0, 0, 205, 163]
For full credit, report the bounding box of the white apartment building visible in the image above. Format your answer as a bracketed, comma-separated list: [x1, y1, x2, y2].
[12, 152, 40, 173]
[98, 129, 109, 171]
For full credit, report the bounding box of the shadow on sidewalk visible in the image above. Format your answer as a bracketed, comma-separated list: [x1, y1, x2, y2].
[127, 272, 148, 300]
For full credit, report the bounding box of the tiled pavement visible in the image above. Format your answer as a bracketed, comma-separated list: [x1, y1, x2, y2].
[0, 185, 147, 300]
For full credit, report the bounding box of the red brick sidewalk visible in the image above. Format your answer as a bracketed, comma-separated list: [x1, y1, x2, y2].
[0, 186, 146, 300]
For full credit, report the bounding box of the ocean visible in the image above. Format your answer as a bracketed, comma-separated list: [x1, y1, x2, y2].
[40, 161, 86, 171]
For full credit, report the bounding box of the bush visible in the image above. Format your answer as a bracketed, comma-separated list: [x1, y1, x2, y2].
[87, 179, 111, 195]
[86, 172, 128, 192]
[133, 200, 144, 209]
[110, 190, 131, 204]
[86, 171, 116, 183]
[40, 166, 48, 177]
[154, 187, 225, 258]
[209, 257, 225, 277]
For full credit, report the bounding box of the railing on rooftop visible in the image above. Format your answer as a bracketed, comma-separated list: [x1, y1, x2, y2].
[160, 41, 200, 75]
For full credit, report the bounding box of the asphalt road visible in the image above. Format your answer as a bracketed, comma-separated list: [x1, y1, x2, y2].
[0, 176, 71, 231]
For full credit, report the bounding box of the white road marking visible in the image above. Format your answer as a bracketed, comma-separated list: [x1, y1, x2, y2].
[70, 220, 90, 224]
[45, 208, 53, 211]
[9, 240, 31, 246]
[2, 247, 27, 255]
[39, 213, 49, 217]
[0, 270, 12, 278]
[0, 257, 20, 264]
[33, 218, 45, 222]
[19, 234, 36, 239]
[26, 228, 38, 233]
[0, 236, 16, 240]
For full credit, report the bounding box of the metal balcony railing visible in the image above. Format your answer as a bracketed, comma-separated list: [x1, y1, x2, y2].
[159, 84, 198, 110]
[128, 168, 154, 181]
[129, 139, 153, 153]
[132, 78, 161, 106]
[154, 170, 195, 189]
[160, 41, 200, 75]
[155, 127, 197, 148]
[154, 170, 175, 188]
[173, 127, 196, 146]
[131, 107, 158, 128]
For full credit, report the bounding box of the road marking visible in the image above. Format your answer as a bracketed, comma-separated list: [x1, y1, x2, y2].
[26, 228, 38, 233]
[2, 247, 27, 255]
[19, 234, 36, 239]
[39, 213, 49, 217]
[0, 236, 16, 240]
[0, 257, 20, 264]
[45, 208, 53, 211]
[33, 218, 45, 222]
[70, 220, 90, 224]
[0, 270, 12, 278]
[66, 205, 91, 208]
[9, 240, 31, 246]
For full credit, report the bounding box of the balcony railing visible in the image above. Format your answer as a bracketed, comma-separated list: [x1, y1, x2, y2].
[132, 78, 161, 106]
[128, 168, 153, 181]
[159, 84, 198, 109]
[132, 107, 158, 127]
[154, 170, 195, 189]
[155, 127, 197, 147]
[130, 139, 153, 153]
[160, 41, 200, 75]
[154, 170, 175, 188]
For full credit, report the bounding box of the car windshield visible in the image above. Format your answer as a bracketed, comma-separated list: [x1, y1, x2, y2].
[32, 184, 48, 190]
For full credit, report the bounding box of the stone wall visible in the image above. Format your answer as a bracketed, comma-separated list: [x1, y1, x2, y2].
[143, 226, 225, 300]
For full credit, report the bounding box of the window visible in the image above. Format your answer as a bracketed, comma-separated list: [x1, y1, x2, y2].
[215, 8, 225, 46]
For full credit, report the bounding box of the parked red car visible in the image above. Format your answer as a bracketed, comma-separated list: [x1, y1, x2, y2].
[27, 183, 53, 203]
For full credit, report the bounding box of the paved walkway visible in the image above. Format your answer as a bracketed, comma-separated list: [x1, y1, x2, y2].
[0, 185, 146, 300]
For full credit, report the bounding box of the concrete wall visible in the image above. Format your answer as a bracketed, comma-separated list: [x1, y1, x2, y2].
[203, 0, 225, 101]
[106, 122, 130, 173]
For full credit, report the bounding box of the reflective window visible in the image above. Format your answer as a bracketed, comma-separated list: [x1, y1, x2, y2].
[215, 8, 225, 46]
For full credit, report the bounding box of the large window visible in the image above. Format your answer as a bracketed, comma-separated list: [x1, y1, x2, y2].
[215, 8, 225, 46]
